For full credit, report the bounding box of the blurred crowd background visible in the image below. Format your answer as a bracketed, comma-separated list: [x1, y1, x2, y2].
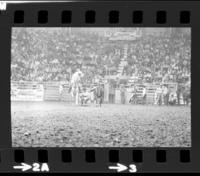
[11, 28, 191, 86]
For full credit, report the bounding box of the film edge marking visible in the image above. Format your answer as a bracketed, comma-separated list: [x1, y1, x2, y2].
[13, 163, 49, 172]
[0, 1, 6, 11]
[108, 163, 137, 173]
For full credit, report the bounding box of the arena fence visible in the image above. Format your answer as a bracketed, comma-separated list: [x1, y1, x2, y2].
[104, 82, 178, 104]
[11, 81, 178, 104]
[11, 81, 44, 101]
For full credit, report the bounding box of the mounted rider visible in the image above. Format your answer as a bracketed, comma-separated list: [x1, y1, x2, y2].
[69, 68, 84, 105]
[129, 84, 138, 104]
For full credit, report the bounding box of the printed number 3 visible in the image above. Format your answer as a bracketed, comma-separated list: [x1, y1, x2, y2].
[129, 164, 137, 173]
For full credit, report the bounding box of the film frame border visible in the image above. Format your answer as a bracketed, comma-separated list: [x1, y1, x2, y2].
[0, 0, 199, 173]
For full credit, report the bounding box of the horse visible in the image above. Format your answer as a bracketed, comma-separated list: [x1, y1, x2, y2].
[93, 84, 104, 107]
[129, 86, 138, 104]
[77, 85, 104, 107]
[182, 86, 190, 105]
[69, 70, 84, 105]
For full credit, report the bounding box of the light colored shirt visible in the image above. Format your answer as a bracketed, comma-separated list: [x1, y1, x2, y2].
[156, 87, 162, 94]
[70, 71, 84, 85]
[142, 88, 146, 97]
[163, 87, 168, 95]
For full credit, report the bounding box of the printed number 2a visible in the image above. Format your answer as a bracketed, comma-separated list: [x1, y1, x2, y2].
[32, 163, 49, 172]
[129, 164, 137, 173]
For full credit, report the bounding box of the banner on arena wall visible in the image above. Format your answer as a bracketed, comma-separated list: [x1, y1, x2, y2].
[11, 83, 44, 101]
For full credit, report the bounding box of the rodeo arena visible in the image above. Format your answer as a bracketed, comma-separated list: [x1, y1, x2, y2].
[11, 28, 191, 147]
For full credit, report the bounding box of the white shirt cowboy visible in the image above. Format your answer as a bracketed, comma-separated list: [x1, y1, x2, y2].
[155, 86, 163, 104]
[169, 92, 177, 104]
[70, 70, 84, 104]
[142, 87, 147, 97]
[162, 86, 169, 96]
[70, 70, 84, 86]
[155, 86, 163, 96]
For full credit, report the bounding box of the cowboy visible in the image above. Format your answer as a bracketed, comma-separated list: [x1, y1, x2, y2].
[141, 85, 147, 104]
[89, 85, 96, 104]
[129, 84, 138, 104]
[120, 85, 126, 104]
[182, 84, 190, 105]
[168, 92, 177, 105]
[162, 84, 169, 105]
[79, 87, 91, 106]
[69, 68, 84, 105]
[70, 68, 84, 86]
[176, 83, 182, 105]
[155, 84, 163, 105]
[94, 82, 104, 107]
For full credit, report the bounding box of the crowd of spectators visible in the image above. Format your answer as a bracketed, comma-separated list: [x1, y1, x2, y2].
[11, 28, 190, 85]
[124, 35, 190, 84]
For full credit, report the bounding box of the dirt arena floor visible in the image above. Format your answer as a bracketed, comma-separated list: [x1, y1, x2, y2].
[11, 101, 191, 147]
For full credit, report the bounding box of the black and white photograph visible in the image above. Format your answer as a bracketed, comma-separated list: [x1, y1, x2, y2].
[11, 28, 191, 147]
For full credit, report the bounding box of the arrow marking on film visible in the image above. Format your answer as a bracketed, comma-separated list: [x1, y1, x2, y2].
[13, 163, 32, 171]
[108, 163, 128, 172]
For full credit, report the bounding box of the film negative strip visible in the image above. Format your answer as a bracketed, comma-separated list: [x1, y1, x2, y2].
[0, 0, 199, 173]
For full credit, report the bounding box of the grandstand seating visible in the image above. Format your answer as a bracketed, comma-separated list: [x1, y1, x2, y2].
[11, 28, 190, 94]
